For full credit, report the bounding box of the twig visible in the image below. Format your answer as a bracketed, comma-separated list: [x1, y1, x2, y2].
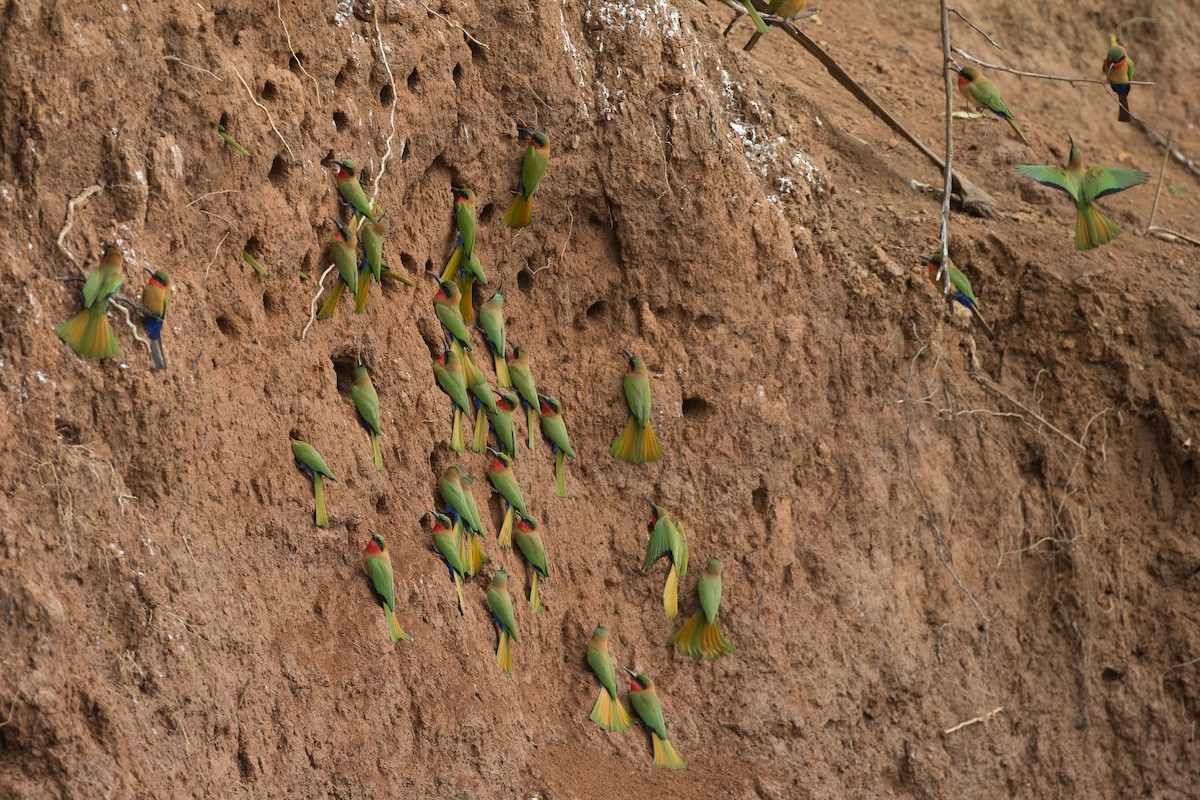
[277, 0, 321, 108]
[1146, 131, 1171, 232]
[0, 698, 16, 728]
[417, 1, 490, 49]
[769, 21, 995, 216]
[949, 8, 1002, 50]
[1148, 227, 1200, 247]
[184, 189, 240, 209]
[231, 65, 295, 162]
[204, 231, 229, 285]
[972, 374, 1086, 451]
[113, 301, 149, 348]
[943, 706, 1004, 735]
[1138, 124, 1200, 181]
[951, 47, 1154, 86]
[938, 0, 953, 295]
[558, 207, 575, 267]
[370, 11, 399, 206]
[56, 185, 104, 267]
[300, 264, 338, 340]
[164, 56, 222, 81]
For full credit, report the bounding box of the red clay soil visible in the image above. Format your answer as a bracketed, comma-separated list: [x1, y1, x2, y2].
[1, 0, 1198, 797]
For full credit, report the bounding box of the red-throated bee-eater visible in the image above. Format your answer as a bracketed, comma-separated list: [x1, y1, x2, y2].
[486, 449, 527, 547]
[1103, 39, 1134, 123]
[334, 160, 378, 222]
[433, 342, 470, 452]
[503, 128, 550, 228]
[487, 390, 519, 458]
[512, 514, 548, 612]
[918, 255, 996, 341]
[954, 65, 1029, 147]
[317, 220, 359, 319]
[669, 558, 735, 659]
[462, 347, 497, 453]
[351, 363, 384, 470]
[430, 511, 467, 615]
[291, 438, 335, 527]
[643, 501, 688, 618]
[625, 669, 685, 769]
[507, 344, 541, 451]
[478, 285, 510, 387]
[363, 531, 411, 642]
[487, 569, 518, 674]
[538, 395, 575, 497]
[1014, 137, 1149, 250]
[140, 268, 171, 370]
[586, 626, 632, 732]
[459, 474, 489, 575]
[56, 245, 124, 359]
[611, 351, 663, 463]
[430, 274, 472, 349]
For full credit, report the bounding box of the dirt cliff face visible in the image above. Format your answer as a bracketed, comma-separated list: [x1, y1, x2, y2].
[1, 0, 1198, 797]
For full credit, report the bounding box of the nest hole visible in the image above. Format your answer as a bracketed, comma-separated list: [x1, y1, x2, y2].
[586, 300, 608, 319]
[262, 81, 278, 101]
[517, 269, 533, 292]
[682, 396, 711, 417]
[406, 67, 420, 90]
[379, 84, 394, 106]
[268, 154, 288, 185]
[333, 111, 350, 132]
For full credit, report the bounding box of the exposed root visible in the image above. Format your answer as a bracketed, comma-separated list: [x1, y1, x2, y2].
[231, 65, 295, 161]
[277, 0, 321, 108]
[56, 185, 104, 267]
[300, 264, 338, 340]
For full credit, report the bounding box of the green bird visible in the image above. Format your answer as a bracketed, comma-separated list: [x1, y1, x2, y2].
[433, 343, 471, 453]
[625, 670, 685, 770]
[291, 438, 336, 527]
[1014, 137, 1149, 250]
[503, 127, 551, 228]
[441, 188, 481, 322]
[353, 210, 408, 311]
[430, 511, 466, 615]
[462, 348, 497, 453]
[586, 626, 632, 732]
[487, 569, 519, 675]
[487, 390, 519, 458]
[363, 532, 411, 642]
[669, 557, 735, 660]
[512, 514, 549, 612]
[452, 187, 477, 261]
[351, 363, 384, 470]
[478, 285, 510, 387]
[431, 275, 472, 349]
[643, 501, 688, 618]
[334, 160, 378, 223]
[538, 395, 575, 498]
[610, 351, 663, 463]
[439, 465, 486, 575]
[486, 449, 527, 548]
[56, 245, 124, 359]
[1103, 40, 1134, 123]
[459, 474, 489, 575]
[506, 345, 541, 451]
[918, 254, 996, 341]
[140, 268, 171, 371]
[954, 65, 1029, 147]
[334, 217, 360, 295]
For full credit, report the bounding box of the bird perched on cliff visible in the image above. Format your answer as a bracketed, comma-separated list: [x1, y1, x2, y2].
[433, 343, 471, 453]
[56, 245, 124, 359]
[643, 501, 689, 618]
[334, 160, 378, 223]
[487, 569, 519, 674]
[290, 438, 335, 527]
[538, 395, 576, 497]
[954, 65, 1029, 147]
[1014, 138, 1149, 250]
[439, 465, 487, 575]
[506, 345, 541, 451]
[354, 209, 413, 310]
[479, 285, 510, 387]
[669, 558, 735, 659]
[625, 670, 685, 770]
[430, 511, 467, 615]
[462, 349, 497, 453]
[503, 127, 551, 228]
[586, 626, 632, 732]
[918, 254, 996, 341]
[140, 268, 172, 371]
[317, 220, 360, 319]
[351, 363, 384, 470]
[442, 188, 482, 321]
[363, 531, 411, 643]
[459, 474, 489, 575]
[1103, 38, 1135, 123]
[431, 275, 472, 350]
[486, 449, 528, 547]
[611, 351, 663, 463]
[512, 515, 549, 612]
[488, 390, 520, 458]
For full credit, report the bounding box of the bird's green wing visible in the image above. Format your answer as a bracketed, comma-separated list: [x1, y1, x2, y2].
[1083, 167, 1149, 202]
[433, 533, 465, 574]
[947, 268, 979, 306]
[624, 371, 653, 428]
[671, 521, 689, 580]
[1013, 165, 1081, 202]
[1126, 57, 1134, 81]
[292, 441, 336, 480]
[487, 588, 518, 640]
[629, 690, 668, 740]
[698, 572, 723, 623]
[351, 384, 381, 434]
[365, 555, 396, 611]
[969, 81, 1011, 119]
[643, 515, 673, 570]
[587, 647, 619, 697]
[514, 530, 548, 577]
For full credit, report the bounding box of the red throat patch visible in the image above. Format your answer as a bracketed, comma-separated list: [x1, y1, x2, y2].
[364, 539, 382, 555]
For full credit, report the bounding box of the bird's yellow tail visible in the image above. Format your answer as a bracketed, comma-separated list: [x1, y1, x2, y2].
[698, 619, 735, 660]
[651, 733, 686, 770]
[526, 406, 538, 450]
[442, 243, 463, 281]
[493, 351, 511, 387]
[464, 531, 486, 576]
[353, 266, 373, 312]
[457, 274, 474, 323]
[1007, 117, 1030, 147]
[640, 421, 664, 462]
[554, 450, 568, 497]
[496, 630, 513, 674]
[668, 610, 704, 657]
[317, 279, 345, 320]
[590, 688, 633, 732]
[384, 605, 411, 642]
[529, 571, 544, 613]
[453, 573, 465, 615]
[56, 307, 121, 359]
[370, 431, 383, 471]
[663, 564, 679, 619]
[498, 505, 514, 548]
[503, 194, 533, 228]
[610, 416, 642, 462]
[313, 475, 328, 528]
[1076, 206, 1122, 250]
[472, 405, 489, 453]
[451, 407, 465, 453]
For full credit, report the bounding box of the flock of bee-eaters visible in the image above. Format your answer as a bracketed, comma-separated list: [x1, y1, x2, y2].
[50, 15, 1150, 769]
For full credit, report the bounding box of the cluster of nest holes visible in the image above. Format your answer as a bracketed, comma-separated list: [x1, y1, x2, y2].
[682, 396, 711, 418]
[333, 111, 350, 132]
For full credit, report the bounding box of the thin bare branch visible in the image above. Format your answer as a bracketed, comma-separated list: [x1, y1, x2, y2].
[301, 264, 338, 340]
[952, 46, 1154, 86]
[164, 56, 222, 81]
[943, 706, 1004, 735]
[370, 11, 399, 206]
[939, 0, 953, 295]
[949, 8, 1002, 50]
[1146, 131, 1172, 232]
